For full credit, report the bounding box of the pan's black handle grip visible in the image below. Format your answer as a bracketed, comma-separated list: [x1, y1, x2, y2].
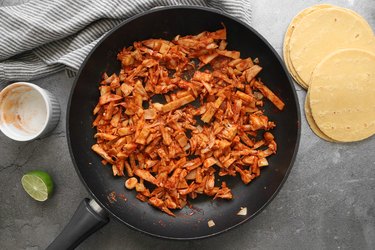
[47, 198, 109, 250]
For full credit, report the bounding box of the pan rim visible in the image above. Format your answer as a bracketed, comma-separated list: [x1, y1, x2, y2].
[66, 5, 301, 240]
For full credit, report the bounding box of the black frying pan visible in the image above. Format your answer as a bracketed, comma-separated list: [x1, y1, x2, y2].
[48, 6, 300, 249]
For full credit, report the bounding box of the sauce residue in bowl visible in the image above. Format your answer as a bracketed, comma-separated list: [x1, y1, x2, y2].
[0, 85, 47, 137]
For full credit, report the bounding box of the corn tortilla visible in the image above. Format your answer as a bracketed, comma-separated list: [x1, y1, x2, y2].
[289, 7, 375, 87]
[304, 91, 336, 142]
[309, 49, 375, 142]
[283, 4, 333, 89]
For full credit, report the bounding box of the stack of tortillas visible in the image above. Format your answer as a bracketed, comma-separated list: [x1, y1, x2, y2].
[284, 4, 375, 142]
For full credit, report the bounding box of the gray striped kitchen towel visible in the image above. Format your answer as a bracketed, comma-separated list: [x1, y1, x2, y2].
[0, 0, 252, 85]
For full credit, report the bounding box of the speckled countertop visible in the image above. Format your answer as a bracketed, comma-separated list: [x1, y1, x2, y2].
[1, 0, 374, 249]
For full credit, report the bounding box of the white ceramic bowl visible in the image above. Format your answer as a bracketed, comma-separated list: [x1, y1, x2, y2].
[0, 82, 61, 141]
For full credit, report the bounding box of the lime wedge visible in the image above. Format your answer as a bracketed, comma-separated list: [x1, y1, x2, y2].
[21, 171, 54, 201]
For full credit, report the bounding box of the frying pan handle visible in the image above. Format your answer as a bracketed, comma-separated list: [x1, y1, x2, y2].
[47, 198, 109, 250]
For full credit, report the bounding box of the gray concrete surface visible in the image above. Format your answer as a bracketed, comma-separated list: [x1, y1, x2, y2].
[1, 0, 374, 249]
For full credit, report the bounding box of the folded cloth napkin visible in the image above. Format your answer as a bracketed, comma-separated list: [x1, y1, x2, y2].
[0, 0, 252, 85]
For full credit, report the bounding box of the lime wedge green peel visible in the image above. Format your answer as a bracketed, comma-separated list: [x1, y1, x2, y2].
[21, 171, 54, 201]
